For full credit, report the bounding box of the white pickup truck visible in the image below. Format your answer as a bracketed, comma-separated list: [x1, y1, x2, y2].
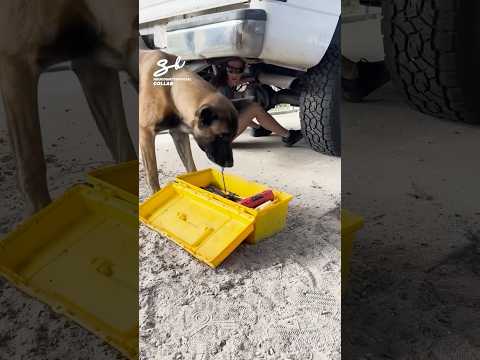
[139, 0, 341, 155]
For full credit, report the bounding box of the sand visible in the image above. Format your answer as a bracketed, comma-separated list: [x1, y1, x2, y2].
[342, 83, 480, 359]
[0, 69, 341, 359]
[0, 71, 136, 359]
[139, 113, 341, 360]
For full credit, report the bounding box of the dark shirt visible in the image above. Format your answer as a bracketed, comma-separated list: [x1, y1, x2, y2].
[217, 84, 253, 112]
[218, 85, 234, 99]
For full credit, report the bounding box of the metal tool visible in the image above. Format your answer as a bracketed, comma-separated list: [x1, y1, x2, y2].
[221, 167, 226, 193]
[203, 185, 242, 202]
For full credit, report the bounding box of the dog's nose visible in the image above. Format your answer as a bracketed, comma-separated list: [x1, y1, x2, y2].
[223, 159, 233, 167]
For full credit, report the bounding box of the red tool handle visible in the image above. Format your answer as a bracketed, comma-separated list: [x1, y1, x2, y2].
[239, 190, 274, 208]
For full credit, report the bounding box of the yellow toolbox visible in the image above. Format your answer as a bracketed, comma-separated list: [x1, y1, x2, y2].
[0, 161, 139, 360]
[140, 168, 293, 268]
[341, 210, 364, 289]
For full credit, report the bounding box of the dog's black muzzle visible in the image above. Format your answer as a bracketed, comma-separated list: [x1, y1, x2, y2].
[200, 138, 234, 168]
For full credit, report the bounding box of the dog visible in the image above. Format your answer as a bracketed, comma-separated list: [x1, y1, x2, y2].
[0, 0, 138, 215]
[139, 50, 238, 193]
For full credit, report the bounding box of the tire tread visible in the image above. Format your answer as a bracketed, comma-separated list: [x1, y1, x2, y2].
[299, 27, 341, 155]
[382, 0, 478, 123]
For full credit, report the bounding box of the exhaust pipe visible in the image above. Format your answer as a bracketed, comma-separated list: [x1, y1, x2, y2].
[258, 72, 297, 89]
[275, 89, 300, 107]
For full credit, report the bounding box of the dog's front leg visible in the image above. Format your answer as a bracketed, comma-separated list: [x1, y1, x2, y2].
[169, 129, 197, 173]
[139, 127, 160, 193]
[0, 57, 51, 215]
[72, 59, 137, 163]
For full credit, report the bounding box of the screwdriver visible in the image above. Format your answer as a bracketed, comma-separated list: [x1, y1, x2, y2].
[221, 167, 226, 193]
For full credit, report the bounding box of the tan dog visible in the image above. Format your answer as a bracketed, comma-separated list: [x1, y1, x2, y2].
[139, 50, 238, 193]
[0, 0, 138, 215]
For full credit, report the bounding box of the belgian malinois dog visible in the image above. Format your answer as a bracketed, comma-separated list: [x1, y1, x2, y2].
[0, 0, 138, 215]
[139, 50, 238, 193]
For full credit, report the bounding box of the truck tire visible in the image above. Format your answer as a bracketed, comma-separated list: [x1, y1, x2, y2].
[299, 23, 341, 156]
[382, 0, 479, 123]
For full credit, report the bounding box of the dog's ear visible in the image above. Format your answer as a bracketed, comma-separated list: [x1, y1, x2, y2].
[197, 105, 217, 127]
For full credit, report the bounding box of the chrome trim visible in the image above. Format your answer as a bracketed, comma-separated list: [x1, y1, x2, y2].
[167, 9, 267, 31]
[166, 13, 266, 60]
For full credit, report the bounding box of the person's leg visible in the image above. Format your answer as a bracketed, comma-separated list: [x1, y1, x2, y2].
[236, 103, 289, 138]
[236, 107, 259, 138]
[342, 56, 390, 102]
[235, 102, 303, 146]
[342, 56, 359, 80]
[250, 120, 260, 129]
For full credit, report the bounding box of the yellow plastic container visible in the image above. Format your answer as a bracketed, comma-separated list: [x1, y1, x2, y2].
[0, 161, 139, 360]
[341, 210, 364, 289]
[140, 181, 255, 268]
[177, 168, 293, 244]
[87, 161, 138, 204]
[140, 168, 293, 268]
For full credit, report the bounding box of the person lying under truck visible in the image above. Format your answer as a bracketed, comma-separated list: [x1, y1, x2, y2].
[211, 58, 303, 147]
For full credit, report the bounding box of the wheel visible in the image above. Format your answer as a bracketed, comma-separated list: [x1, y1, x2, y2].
[382, 0, 480, 123]
[299, 22, 341, 156]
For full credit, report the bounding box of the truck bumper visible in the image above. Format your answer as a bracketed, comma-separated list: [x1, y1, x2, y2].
[166, 9, 267, 60]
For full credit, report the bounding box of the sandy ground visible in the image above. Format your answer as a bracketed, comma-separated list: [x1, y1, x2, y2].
[139, 112, 341, 360]
[0, 67, 341, 359]
[342, 17, 480, 359]
[0, 70, 137, 359]
[342, 83, 480, 359]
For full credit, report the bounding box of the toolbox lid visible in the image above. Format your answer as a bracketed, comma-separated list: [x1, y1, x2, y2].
[0, 185, 138, 359]
[139, 181, 255, 268]
[87, 161, 138, 204]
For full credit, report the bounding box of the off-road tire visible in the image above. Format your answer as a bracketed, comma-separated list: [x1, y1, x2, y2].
[382, 0, 479, 123]
[299, 23, 341, 155]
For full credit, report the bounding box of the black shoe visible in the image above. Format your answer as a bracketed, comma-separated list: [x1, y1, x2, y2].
[342, 59, 391, 102]
[282, 130, 303, 147]
[251, 126, 272, 137]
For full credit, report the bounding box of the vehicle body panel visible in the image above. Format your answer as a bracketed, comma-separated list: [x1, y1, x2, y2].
[139, 0, 340, 70]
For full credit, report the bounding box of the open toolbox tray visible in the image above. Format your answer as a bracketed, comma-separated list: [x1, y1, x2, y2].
[0, 161, 139, 359]
[140, 168, 293, 268]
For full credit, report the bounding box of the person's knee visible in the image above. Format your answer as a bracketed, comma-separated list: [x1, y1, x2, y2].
[252, 102, 264, 111]
[246, 102, 264, 115]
